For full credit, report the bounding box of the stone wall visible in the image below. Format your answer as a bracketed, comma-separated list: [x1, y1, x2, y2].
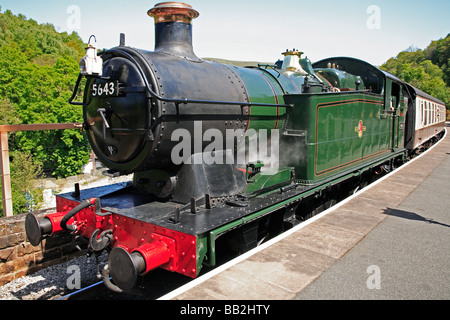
[0, 211, 80, 286]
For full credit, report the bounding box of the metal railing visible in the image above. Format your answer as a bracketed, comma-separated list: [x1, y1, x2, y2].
[0, 123, 82, 217]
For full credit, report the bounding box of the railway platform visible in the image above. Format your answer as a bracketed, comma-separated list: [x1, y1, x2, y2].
[168, 126, 450, 300]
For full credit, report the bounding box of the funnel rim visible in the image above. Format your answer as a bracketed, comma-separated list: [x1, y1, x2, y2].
[148, 2, 199, 20]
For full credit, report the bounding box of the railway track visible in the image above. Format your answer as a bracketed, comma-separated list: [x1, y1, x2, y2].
[56, 242, 241, 300]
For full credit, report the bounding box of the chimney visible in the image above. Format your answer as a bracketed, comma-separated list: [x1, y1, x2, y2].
[148, 2, 200, 61]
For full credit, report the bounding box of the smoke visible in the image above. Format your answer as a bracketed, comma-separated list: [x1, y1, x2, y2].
[171, 122, 281, 173]
[238, 128, 280, 175]
[278, 133, 307, 180]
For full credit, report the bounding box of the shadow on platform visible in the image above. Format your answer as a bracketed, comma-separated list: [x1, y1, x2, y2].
[384, 208, 450, 228]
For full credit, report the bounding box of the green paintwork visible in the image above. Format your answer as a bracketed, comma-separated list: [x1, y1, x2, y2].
[384, 78, 407, 150]
[256, 66, 305, 94]
[315, 68, 364, 90]
[196, 235, 208, 275]
[283, 91, 403, 184]
[200, 57, 410, 270]
[299, 57, 315, 75]
[245, 166, 294, 194]
[204, 149, 406, 267]
[229, 65, 286, 133]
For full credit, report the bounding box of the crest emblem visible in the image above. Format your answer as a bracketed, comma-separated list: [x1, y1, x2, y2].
[355, 120, 366, 138]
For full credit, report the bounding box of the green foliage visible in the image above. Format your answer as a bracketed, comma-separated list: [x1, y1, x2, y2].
[0, 151, 43, 217]
[380, 34, 450, 111]
[0, 9, 89, 180]
[0, 99, 43, 217]
[10, 151, 43, 216]
[0, 98, 20, 125]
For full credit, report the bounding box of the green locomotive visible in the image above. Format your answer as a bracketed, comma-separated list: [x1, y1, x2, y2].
[26, 2, 446, 293]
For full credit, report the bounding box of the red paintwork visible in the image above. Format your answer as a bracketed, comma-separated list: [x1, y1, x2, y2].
[55, 196, 113, 239]
[133, 241, 172, 274]
[111, 214, 198, 278]
[52, 195, 198, 278]
[45, 211, 71, 234]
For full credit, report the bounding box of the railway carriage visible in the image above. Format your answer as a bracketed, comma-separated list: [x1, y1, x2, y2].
[25, 2, 446, 293]
[403, 84, 446, 152]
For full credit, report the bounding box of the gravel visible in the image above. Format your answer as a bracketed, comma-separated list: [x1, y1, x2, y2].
[0, 252, 108, 300]
[0, 174, 132, 300]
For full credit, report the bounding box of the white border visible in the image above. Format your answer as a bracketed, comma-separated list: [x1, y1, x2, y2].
[158, 127, 447, 300]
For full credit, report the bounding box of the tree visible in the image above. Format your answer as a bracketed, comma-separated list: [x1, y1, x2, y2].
[0, 10, 89, 179]
[380, 34, 450, 110]
[0, 99, 43, 217]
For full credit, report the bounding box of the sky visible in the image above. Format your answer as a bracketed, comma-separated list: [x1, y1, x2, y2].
[0, 0, 449, 66]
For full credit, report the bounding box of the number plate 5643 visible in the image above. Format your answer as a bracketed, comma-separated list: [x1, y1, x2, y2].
[91, 81, 119, 97]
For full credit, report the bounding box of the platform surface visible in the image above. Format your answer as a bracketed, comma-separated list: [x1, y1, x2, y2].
[172, 127, 450, 300]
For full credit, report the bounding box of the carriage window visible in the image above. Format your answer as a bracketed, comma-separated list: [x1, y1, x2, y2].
[433, 104, 436, 124]
[423, 101, 426, 125]
[428, 102, 431, 125]
[421, 100, 425, 125]
[432, 103, 434, 124]
[431, 103, 433, 124]
[428, 102, 430, 125]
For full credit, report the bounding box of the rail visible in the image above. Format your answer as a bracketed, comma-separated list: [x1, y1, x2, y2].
[0, 123, 82, 217]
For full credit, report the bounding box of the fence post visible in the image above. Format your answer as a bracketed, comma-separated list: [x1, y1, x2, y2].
[0, 123, 82, 217]
[0, 131, 13, 217]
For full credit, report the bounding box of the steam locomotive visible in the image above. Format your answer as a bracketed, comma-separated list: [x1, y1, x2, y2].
[25, 2, 446, 293]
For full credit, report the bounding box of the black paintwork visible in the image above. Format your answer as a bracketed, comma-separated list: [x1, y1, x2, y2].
[59, 181, 311, 237]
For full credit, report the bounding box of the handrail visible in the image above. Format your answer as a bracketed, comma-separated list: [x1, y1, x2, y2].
[0, 123, 83, 133]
